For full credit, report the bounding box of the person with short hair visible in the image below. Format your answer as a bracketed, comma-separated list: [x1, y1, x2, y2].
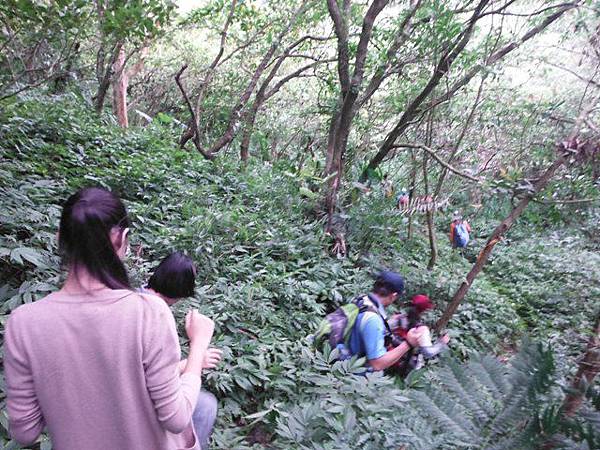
[142, 252, 221, 450]
[4, 187, 214, 450]
[346, 271, 420, 371]
[145, 252, 198, 305]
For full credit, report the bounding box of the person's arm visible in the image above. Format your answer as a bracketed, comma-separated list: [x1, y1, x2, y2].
[369, 341, 413, 371]
[4, 313, 45, 445]
[449, 222, 455, 243]
[360, 315, 414, 372]
[142, 301, 213, 434]
[420, 334, 450, 359]
[466, 221, 472, 232]
[178, 348, 223, 375]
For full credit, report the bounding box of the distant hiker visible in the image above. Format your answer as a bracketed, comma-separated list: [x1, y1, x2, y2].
[450, 212, 471, 248]
[381, 174, 394, 198]
[4, 187, 214, 450]
[397, 189, 409, 210]
[388, 294, 449, 376]
[142, 251, 221, 450]
[314, 271, 420, 372]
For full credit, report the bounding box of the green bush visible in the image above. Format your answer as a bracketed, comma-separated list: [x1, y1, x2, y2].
[0, 97, 597, 449]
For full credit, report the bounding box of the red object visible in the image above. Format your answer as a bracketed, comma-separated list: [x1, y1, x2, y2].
[412, 294, 434, 313]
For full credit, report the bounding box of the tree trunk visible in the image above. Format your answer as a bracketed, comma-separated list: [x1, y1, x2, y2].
[240, 101, 259, 162]
[111, 46, 128, 127]
[423, 109, 437, 269]
[407, 149, 418, 240]
[423, 155, 437, 269]
[324, 0, 391, 233]
[561, 313, 600, 417]
[95, 43, 122, 114]
[434, 147, 571, 332]
[239, 56, 327, 162]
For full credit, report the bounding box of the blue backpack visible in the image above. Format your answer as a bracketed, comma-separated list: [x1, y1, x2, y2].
[454, 223, 469, 248]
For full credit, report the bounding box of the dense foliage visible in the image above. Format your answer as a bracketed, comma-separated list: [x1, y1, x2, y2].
[2, 0, 600, 448]
[0, 97, 598, 448]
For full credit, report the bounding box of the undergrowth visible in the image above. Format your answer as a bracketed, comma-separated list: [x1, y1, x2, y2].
[0, 96, 598, 449]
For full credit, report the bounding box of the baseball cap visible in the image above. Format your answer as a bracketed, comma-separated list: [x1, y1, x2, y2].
[412, 294, 434, 313]
[376, 271, 405, 295]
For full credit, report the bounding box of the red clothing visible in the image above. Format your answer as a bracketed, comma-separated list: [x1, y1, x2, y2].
[449, 220, 471, 244]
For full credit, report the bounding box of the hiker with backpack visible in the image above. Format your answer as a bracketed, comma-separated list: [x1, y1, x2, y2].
[397, 190, 409, 210]
[314, 271, 421, 372]
[450, 212, 471, 248]
[388, 294, 450, 376]
[141, 252, 221, 450]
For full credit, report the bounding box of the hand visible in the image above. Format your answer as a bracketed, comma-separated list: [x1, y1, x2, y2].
[202, 348, 223, 369]
[389, 313, 402, 322]
[405, 327, 422, 347]
[185, 310, 214, 349]
[440, 334, 450, 345]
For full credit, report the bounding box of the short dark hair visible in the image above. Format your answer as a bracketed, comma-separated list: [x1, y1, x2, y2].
[372, 280, 395, 296]
[147, 252, 196, 299]
[59, 187, 131, 290]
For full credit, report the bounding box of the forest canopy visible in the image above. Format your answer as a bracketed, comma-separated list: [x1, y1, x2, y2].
[1, 0, 599, 448]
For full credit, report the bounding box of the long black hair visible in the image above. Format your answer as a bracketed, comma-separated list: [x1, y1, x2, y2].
[147, 252, 196, 299]
[59, 187, 131, 289]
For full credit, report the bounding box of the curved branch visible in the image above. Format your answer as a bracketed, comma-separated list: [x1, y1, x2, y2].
[391, 143, 481, 182]
[174, 65, 213, 159]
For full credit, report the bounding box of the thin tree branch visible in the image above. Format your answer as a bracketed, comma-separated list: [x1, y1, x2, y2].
[391, 143, 481, 182]
[532, 197, 598, 204]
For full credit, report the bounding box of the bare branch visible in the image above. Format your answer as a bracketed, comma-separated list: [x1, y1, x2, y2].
[327, 0, 351, 93]
[430, 2, 581, 109]
[362, 0, 580, 178]
[391, 143, 481, 182]
[532, 197, 598, 204]
[174, 65, 213, 159]
[265, 58, 335, 100]
[357, 0, 423, 109]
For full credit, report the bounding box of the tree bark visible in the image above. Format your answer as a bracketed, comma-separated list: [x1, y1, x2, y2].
[95, 42, 122, 114]
[111, 45, 149, 128]
[423, 156, 438, 269]
[561, 313, 600, 417]
[407, 149, 418, 239]
[324, 0, 391, 232]
[111, 46, 128, 127]
[423, 111, 438, 269]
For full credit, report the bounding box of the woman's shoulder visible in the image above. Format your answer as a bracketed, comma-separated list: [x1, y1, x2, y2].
[6, 292, 58, 328]
[135, 291, 171, 316]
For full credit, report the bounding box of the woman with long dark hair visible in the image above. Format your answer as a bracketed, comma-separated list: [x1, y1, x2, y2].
[4, 187, 214, 450]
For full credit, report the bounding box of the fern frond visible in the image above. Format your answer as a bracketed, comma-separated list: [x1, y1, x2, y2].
[467, 356, 510, 399]
[438, 358, 496, 426]
[487, 341, 555, 440]
[410, 389, 478, 445]
[388, 412, 456, 450]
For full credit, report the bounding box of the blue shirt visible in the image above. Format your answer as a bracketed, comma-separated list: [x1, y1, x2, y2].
[348, 295, 388, 361]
